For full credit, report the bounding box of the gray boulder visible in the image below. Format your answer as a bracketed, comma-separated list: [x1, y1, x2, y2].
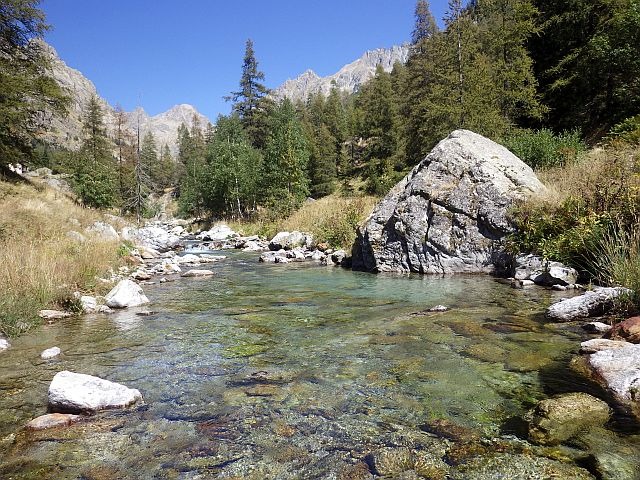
[122, 226, 180, 252]
[86, 221, 119, 241]
[48, 371, 142, 413]
[514, 254, 578, 286]
[105, 279, 150, 308]
[269, 231, 313, 251]
[352, 130, 546, 273]
[546, 287, 631, 322]
[587, 343, 640, 416]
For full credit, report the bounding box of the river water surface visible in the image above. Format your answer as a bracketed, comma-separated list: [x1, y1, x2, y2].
[1, 251, 639, 479]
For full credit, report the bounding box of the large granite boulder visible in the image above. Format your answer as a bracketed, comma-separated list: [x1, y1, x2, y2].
[48, 371, 143, 413]
[122, 226, 180, 252]
[352, 130, 546, 273]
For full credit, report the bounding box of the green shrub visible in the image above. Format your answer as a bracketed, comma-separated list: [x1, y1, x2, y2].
[502, 128, 586, 170]
[608, 115, 640, 144]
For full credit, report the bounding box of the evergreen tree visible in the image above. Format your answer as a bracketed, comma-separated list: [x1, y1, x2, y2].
[156, 144, 176, 191]
[477, 0, 545, 124]
[226, 39, 271, 148]
[263, 99, 310, 209]
[0, 0, 67, 169]
[72, 96, 117, 208]
[140, 131, 161, 193]
[412, 0, 439, 50]
[530, 0, 640, 135]
[200, 114, 262, 217]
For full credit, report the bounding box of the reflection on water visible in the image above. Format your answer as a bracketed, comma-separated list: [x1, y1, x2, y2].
[0, 252, 638, 479]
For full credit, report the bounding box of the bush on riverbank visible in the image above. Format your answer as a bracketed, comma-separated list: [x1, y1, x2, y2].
[228, 194, 378, 249]
[502, 129, 587, 170]
[0, 180, 123, 337]
[509, 143, 640, 304]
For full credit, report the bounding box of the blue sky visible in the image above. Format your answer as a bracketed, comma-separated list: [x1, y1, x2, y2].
[41, 1, 448, 120]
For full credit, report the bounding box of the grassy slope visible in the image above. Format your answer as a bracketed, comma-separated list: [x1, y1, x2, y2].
[228, 194, 379, 250]
[0, 179, 124, 337]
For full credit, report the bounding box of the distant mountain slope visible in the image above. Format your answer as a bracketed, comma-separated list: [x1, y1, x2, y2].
[273, 45, 410, 102]
[41, 41, 210, 153]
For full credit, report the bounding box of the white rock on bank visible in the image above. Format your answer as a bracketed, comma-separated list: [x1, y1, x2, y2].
[41, 346, 61, 359]
[122, 226, 180, 252]
[38, 310, 72, 320]
[105, 279, 150, 308]
[546, 287, 631, 322]
[196, 224, 238, 242]
[181, 269, 215, 278]
[587, 343, 640, 406]
[48, 371, 143, 413]
[86, 221, 119, 241]
[0, 338, 10, 351]
[580, 339, 630, 354]
[268, 231, 313, 251]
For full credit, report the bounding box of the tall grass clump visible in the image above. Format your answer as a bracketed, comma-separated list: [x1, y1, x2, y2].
[228, 194, 378, 249]
[588, 228, 640, 308]
[502, 128, 587, 170]
[0, 180, 122, 337]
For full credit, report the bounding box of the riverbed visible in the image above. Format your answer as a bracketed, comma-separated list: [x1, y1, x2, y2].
[1, 251, 638, 479]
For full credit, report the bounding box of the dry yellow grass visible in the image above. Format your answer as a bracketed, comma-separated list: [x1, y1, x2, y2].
[228, 194, 379, 248]
[0, 180, 123, 337]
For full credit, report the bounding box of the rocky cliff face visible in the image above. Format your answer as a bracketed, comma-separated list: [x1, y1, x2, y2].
[351, 130, 547, 274]
[41, 42, 210, 153]
[273, 45, 410, 102]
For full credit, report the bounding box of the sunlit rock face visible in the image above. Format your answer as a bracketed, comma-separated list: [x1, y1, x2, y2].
[352, 130, 546, 274]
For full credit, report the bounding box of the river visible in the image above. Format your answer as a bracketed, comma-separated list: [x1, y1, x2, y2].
[0, 250, 638, 478]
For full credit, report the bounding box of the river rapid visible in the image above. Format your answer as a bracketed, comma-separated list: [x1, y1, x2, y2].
[1, 250, 639, 479]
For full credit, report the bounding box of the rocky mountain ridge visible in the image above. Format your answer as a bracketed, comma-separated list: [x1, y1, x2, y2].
[273, 45, 410, 102]
[41, 41, 210, 154]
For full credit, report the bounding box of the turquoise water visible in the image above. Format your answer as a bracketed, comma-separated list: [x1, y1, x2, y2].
[0, 252, 636, 479]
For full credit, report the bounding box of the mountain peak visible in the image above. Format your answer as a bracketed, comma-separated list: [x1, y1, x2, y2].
[273, 44, 410, 102]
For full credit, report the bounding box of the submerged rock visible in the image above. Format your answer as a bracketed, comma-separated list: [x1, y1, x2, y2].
[40, 346, 62, 360]
[105, 279, 150, 308]
[48, 371, 143, 413]
[526, 392, 610, 445]
[352, 130, 546, 274]
[546, 287, 630, 322]
[449, 453, 594, 479]
[25, 413, 81, 430]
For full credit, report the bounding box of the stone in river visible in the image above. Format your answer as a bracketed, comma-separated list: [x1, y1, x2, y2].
[48, 370, 143, 414]
[105, 279, 150, 308]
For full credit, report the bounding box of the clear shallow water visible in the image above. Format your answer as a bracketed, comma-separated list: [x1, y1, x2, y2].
[0, 252, 638, 479]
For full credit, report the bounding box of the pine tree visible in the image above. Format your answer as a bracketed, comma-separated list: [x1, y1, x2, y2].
[0, 0, 67, 169]
[140, 131, 160, 193]
[226, 39, 271, 148]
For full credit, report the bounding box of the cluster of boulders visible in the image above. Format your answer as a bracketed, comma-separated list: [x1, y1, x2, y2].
[540, 284, 640, 437]
[259, 231, 348, 267]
